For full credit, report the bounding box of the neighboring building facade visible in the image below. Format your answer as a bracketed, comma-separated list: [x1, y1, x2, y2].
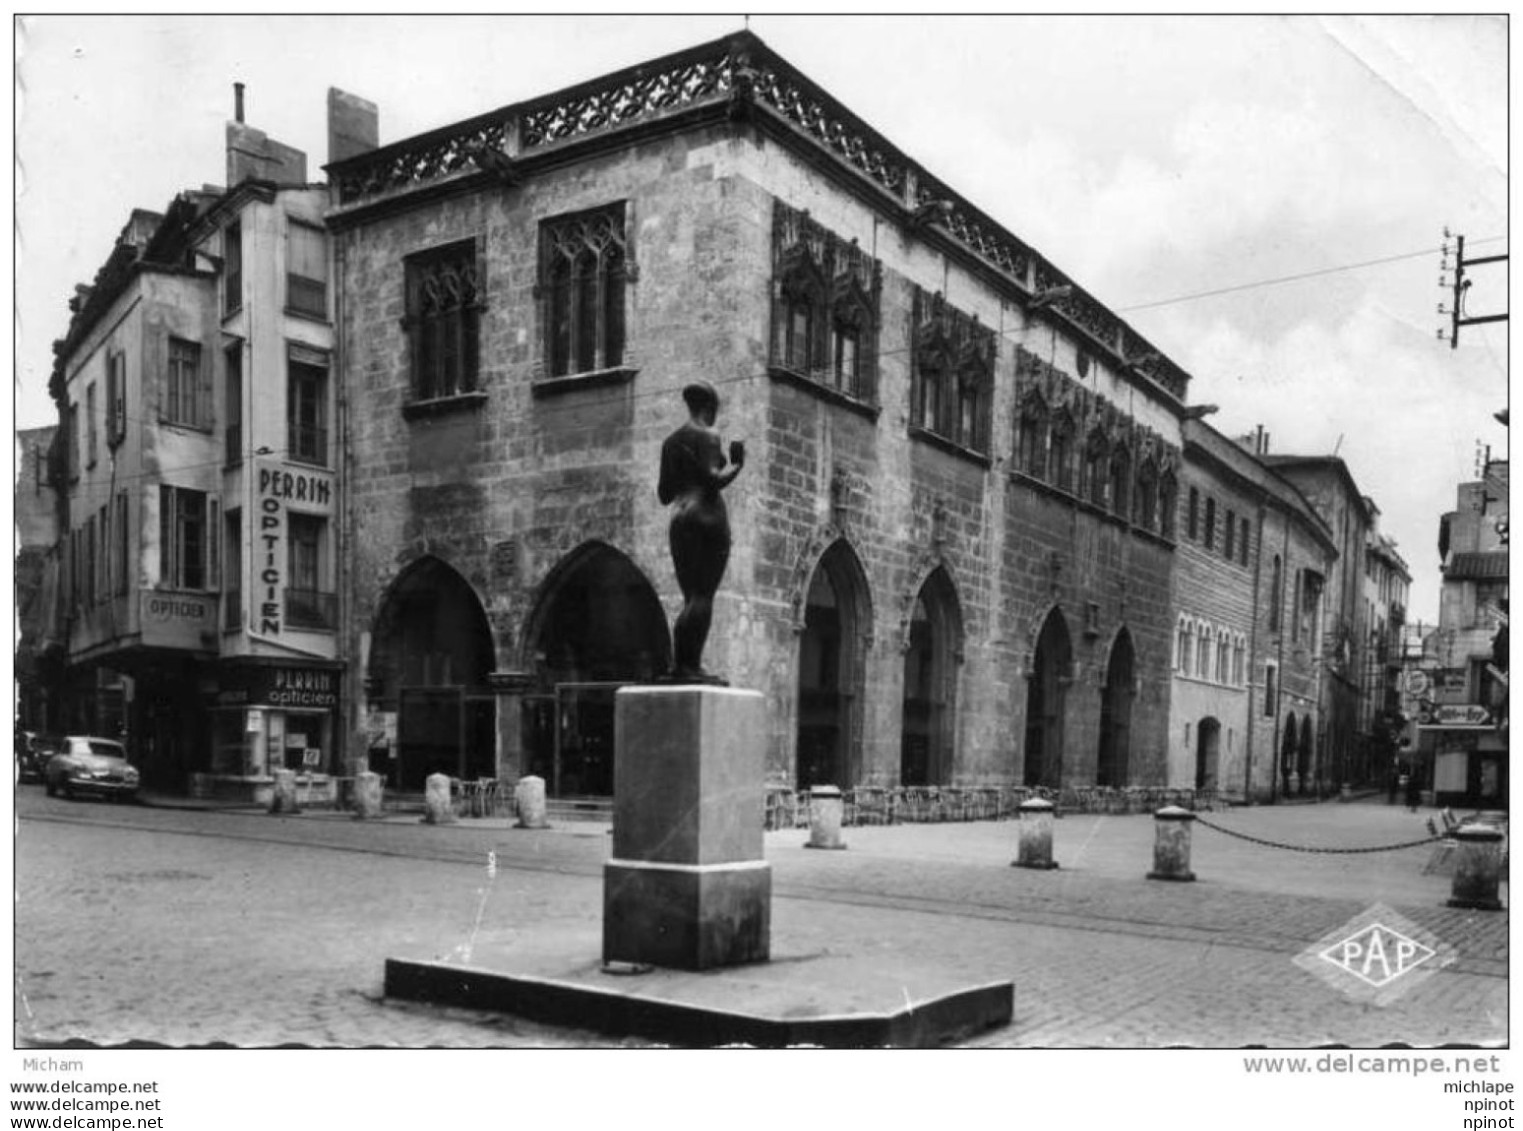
[47, 100, 344, 796]
[1420, 459, 1508, 807]
[1171, 422, 1337, 803]
[327, 32, 1191, 798]
[1260, 454, 1374, 793]
[14, 426, 61, 733]
[1357, 504, 1412, 788]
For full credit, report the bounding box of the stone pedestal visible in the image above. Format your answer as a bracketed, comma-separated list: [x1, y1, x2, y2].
[423, 773, 455, 825]
[270, 769, 300, 814]
[1015, 798, 1058, 869]
[604, 685, 771, 971]
[514, 775, 548, 829]
[1448, 824, 1506, 911]
[806, 785, 846, 849]
[1147, 806, 1196, 882]
[353, 771, 384, 820]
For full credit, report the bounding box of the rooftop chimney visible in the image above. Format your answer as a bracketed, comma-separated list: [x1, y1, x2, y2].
[234, 82, 245, 124]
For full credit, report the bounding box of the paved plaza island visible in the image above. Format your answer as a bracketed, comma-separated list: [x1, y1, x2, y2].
[384, 680, 1013, 1046]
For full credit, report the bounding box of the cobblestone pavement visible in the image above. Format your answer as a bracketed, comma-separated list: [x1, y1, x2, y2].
[11, 789, 1507, 1047]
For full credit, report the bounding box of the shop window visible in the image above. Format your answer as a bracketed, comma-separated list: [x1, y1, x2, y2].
[541, 204, 627, 378]
[405, 239, 481, 401]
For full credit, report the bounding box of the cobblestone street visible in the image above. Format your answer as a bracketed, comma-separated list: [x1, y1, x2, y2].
[12, 790, 1507, 1048]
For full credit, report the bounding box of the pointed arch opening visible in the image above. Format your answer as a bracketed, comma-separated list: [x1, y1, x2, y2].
[1195, 716, 1222, 791]
[796, 539, 871, 790]
[369, 556, 496, 791]
[520, 542, 670, 798]
[1024, 608, 1072, 789]
[1097, 628, 1136, 786]
[900, 567, 961, 787]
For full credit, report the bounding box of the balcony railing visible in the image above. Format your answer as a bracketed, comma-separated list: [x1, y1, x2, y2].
[285, 588, 336, 630]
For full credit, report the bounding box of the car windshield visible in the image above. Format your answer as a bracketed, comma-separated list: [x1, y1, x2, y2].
[85, 741, 126, 759]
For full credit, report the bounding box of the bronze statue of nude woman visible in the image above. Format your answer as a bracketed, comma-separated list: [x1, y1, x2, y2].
[658, 380, 744, 683]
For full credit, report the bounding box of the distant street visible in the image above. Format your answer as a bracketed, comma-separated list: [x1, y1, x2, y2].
[13, 787, 1506, 1047]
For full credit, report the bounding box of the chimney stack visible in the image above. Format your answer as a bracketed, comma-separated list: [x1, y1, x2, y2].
[234, 82, 245, 124]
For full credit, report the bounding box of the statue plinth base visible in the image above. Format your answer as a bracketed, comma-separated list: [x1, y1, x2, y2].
[603, 684, 771, 970]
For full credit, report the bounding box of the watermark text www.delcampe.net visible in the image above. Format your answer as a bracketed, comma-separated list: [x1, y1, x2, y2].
[1243, 1053, 1504, 1076]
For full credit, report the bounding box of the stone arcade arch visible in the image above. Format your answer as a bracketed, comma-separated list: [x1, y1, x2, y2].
[795, 539, 872, 791]
[900, 567, 962, 787]
[369, 556, 496, 792]
[519, 541, 670, 798]
[1097, 628, 1136, 787]
[1024, 608, 1073, 789]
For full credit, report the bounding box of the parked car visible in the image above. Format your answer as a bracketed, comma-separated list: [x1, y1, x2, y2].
[15, 731, 61, 784]
[44, 736, 140, 802]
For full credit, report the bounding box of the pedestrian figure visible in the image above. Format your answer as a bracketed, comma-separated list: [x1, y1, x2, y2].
[658, 380, 744, 683]
[1405, 767, 1422, 812]
[1387, 763, 1400, 806]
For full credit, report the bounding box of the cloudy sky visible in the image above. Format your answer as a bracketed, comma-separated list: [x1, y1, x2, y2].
[14, 14, 1507, 623]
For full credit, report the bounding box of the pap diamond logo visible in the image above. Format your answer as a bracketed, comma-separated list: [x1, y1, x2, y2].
[1318, 924, 1435, 987]
[1294, 903, 1457, 1006]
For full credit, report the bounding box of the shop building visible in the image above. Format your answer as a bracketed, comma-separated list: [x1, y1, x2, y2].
[1420, 459, 1508, 808]
[327, 32, 1197, 798]
[47, 94, 344, 797]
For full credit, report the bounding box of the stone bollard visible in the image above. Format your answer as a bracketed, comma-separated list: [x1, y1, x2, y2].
[805, 785, 846, 849]
[269, 768, 300, 814]
[1014, 797, 1058, 869]
[352, 771, 384, 820]
[1147, 805, 1197, 882]
[1447, 823, 1506, 911]
[514, 775, 548, 829]
[422, 773, 456, 825]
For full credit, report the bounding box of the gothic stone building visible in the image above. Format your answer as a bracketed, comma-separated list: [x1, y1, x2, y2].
[327, 33, 1196, 797]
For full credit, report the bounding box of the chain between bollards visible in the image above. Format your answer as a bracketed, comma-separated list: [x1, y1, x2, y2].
[1192, 814, 1446, 855]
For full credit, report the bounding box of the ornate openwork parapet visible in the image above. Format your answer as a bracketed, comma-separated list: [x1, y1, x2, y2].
[326, 30, 1192, 405]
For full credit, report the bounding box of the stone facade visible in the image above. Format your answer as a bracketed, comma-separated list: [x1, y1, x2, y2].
[328, 32, 1187, 795]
